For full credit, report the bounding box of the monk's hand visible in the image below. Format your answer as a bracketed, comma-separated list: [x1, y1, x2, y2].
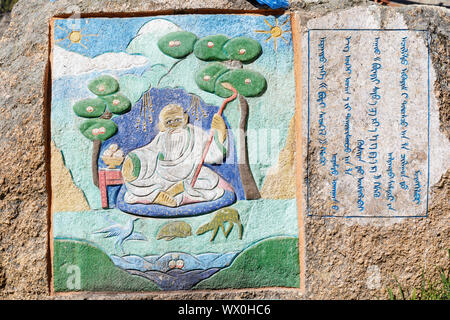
[211, 114, 227, 143]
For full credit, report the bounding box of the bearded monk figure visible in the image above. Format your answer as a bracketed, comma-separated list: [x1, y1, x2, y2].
[121, 104, 229, 207]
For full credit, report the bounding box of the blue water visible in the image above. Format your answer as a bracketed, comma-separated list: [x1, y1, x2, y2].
[110, 251, 240, 290]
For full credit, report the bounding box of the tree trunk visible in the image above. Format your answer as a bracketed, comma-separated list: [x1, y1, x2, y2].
[238, 94, 261, 200]
[223, 60, 260, 199]
[92, 140, 101, 187]
[92, 111, 113, 188]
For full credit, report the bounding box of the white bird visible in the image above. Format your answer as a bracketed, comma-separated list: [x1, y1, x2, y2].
[94, 216, 147, 254]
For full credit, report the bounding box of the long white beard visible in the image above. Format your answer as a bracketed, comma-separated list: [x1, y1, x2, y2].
[162, 128, 188, 161]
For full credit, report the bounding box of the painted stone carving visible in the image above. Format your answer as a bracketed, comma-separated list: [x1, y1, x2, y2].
[156, 221, 192, 241]
[158, 30, 266, 200]
[101, 144, 124, 169]
[122, 103, 229, 207]
[72, 75, 131, 187]
[93, 217, 147, 254]
[196, 208, 243, 242]
[51, 14, 299, 292]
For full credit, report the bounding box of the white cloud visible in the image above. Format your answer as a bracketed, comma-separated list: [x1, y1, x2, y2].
[52, 46, 149, 79]
[126, 19, 182, 67]
[52, 19, 182, 79]
[136, 18, 182, 37]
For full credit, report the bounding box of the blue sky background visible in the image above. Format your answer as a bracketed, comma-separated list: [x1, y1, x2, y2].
[54, 14, 293, 65]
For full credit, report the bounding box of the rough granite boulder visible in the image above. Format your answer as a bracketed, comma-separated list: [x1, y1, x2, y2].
[0, 0, 448, 300]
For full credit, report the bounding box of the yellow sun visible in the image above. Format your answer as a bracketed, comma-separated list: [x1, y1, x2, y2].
[68, 31, 82, 43]
[254, 17, 291, 52]
[55, 23, 98, 49]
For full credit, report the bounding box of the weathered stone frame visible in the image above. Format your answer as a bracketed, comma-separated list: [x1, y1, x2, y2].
[0, 0, 448, 300]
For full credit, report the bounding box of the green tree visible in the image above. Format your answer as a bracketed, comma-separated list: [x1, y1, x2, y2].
[158, 32, 266, 199]
[73, 75, 131, 187]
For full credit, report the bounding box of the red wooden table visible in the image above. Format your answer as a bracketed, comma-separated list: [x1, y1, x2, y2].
[99, 169, 124, 209]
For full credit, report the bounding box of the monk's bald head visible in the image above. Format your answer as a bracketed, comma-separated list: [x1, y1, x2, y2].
[158, 104, 188, 132]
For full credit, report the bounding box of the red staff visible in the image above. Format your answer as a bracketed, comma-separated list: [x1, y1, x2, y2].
[191, 83, 238, 187]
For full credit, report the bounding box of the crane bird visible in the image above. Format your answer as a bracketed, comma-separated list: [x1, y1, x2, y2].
[94, 216, 147, 254]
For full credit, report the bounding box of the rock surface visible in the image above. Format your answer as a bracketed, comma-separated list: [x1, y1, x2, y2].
[0, 0, 448, 300]
[296, 4, 449, 299]
[0, 13, 11, 39]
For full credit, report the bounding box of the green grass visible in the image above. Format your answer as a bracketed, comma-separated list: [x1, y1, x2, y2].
[1, 0, 18, 13]
[387, 249, 449, 300]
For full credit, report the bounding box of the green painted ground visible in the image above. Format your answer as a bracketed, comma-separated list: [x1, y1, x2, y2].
[194, 237, 300, 289]
[53, 236, 300, 292]
[53, 239, 160, 292]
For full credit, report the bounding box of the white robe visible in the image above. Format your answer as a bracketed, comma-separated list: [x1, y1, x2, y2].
[123, 124, 227, 206]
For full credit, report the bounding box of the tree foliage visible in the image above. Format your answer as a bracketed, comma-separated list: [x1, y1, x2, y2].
[157, 31, 198, 59]
[158, 32, 266, 98]
[215, 69, 267, 98]
[193, 35, 230, 61]
[73, 75, 131, 141]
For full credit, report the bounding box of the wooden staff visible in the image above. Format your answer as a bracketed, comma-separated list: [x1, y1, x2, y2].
[191, 83, 238, 187]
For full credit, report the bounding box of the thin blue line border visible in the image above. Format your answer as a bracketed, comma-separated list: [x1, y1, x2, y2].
[305, 28, 431, 219]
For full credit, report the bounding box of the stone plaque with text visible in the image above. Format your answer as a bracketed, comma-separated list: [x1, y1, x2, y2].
[306, 29, 430, 217]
